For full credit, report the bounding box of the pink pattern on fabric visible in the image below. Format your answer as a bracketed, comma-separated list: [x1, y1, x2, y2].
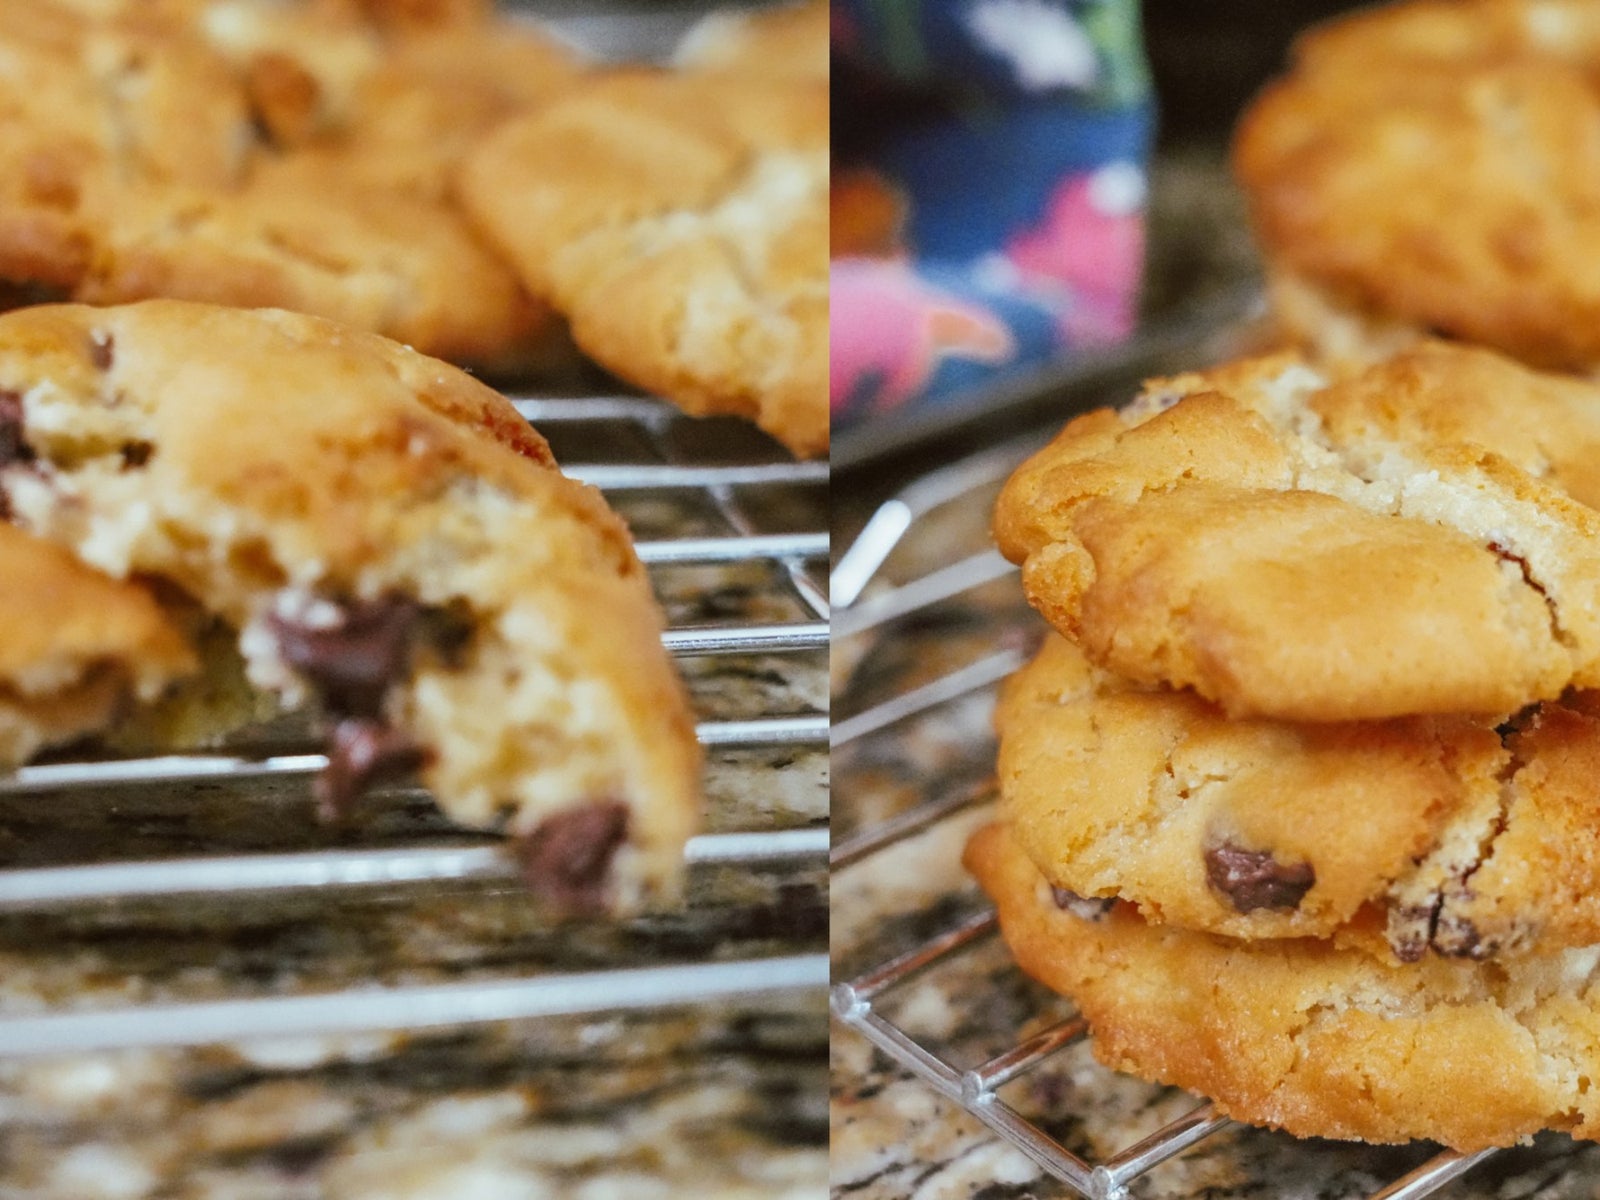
[1004, 164, 1145, 344]
[830, 258, 1016, 412]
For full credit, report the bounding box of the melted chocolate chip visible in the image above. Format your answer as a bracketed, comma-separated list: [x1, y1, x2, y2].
[0, 390, 28, 467]
[1050, 885, 1115, 921]
[270, 594, 421, 719]
[1386, 902, 1435, 963]
[314, 717, 428, 823]
[120, 441, 151, 468]
[518, 801, 630, 912]
[1432, 912, 1489, 960]
[1204, 841, 1315, 913]
[88, 331, 113, 370]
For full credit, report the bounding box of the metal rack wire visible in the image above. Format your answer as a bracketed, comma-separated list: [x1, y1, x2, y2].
[0, 390, 829, 1059]
[830, 445, 1529, 1200]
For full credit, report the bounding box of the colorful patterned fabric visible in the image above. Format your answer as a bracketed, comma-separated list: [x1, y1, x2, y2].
[831, 0, 1153, 428]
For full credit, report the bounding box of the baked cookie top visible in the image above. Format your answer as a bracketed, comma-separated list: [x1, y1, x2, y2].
[0, 0, 572, 366]
[999, 633, 1600, 961]
[1308, 340, 1600, 510]
[460, 69, 829, 458]
[0, 300, 700, 911]
[676, 0, 830, 82]
[967, 821, 1600, 1151]
[993, 344, 1600, 722]
[1235, 0, 1600, 371]
[179, 0, 583, 198]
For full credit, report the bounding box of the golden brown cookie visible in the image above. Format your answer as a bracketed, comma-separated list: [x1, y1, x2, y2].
[0, 301, 700, 912]
[1235, 0, 1600, 371]
[0, 523, 194, 765]
[460, 70, 829, 458]
[967, 821, 1600, 1151]
[185, 0, 584, 198]
[675, 0, 830, 82]
[999, 633, 1600, 960]
[77, 160, 544, 370]
[0, 0, 563, 367]
[993, 345, 1600, 722]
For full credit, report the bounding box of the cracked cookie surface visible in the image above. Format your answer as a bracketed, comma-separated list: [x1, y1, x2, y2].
[1235, 0, 1600, 371]
[0, 300, 700, 912]
[1000, 633, 1600, 960]
[993, 344, 1600, 721]
[966, 821, 1600, 1151]
[459, 69, 828, 458]
[0, 0, 569, 366]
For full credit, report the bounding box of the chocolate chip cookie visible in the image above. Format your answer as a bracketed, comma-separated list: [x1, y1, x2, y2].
[459, 68, 829, 458]
[0, 300, 700, 912]
[1000, 633, 1600, 960]
[1235, 0, 1600, 372]
[993, 344, 1600, 722]
[0, 0, 564, 367]
[967, 821, 1600, 1151]
[181, 0, 583, 200]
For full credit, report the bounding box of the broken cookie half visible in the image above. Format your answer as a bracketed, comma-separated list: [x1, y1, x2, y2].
[0, 299, 701, 913]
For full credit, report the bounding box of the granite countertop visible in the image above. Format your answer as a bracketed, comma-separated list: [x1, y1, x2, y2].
[0, 413, 828, 1199]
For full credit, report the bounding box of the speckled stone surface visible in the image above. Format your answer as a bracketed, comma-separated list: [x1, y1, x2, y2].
[829, 296, 1600, 1198]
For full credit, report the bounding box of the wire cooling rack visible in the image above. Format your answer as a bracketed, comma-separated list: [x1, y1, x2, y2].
[828, 443, 1555, 1200]
[0, 389, 828, 1059]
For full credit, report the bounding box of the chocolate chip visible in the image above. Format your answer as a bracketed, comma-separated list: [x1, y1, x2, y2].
[1386, 904, 1433, 963]
[518, 801, 630, 912]
[1050, 885, 1115, 921]
[120, 441, 151, 468]
[314, 717, 428, 823]
[1204, 841, 1315, 913]
[88, 331, 113, 370]
[1432, 912, 1489, 960]
[0, 390, 29, 467]
[270, 594, 421, 719]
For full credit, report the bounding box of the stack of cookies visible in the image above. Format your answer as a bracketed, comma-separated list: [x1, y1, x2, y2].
[968, 340, 1600, 1149]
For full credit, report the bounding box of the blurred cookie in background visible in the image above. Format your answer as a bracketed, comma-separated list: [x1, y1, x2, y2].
[461, 21, 829, 457]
